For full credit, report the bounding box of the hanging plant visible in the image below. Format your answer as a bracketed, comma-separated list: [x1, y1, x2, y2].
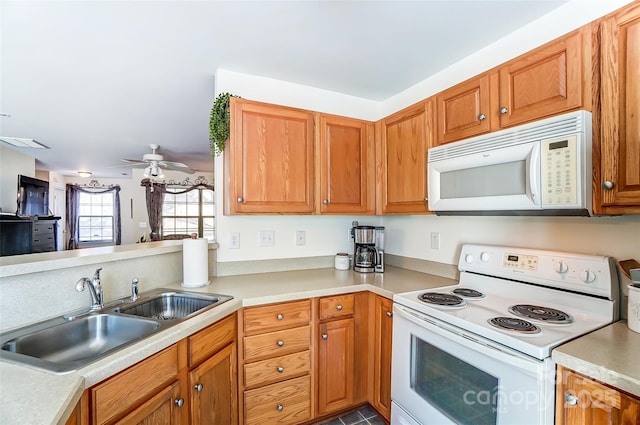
[209, 92, 235, 157]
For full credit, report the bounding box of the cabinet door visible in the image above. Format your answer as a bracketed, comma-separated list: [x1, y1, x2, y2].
[371, 295, 393, 421]
[436, 74, 490, 144]
[317, 318, 355, 415]
[228, 98, 315, 214]
[91, 345, 179, 425]
[498, 30, 584, 128]
[114, 381, 183, 425]
[596, 3, 640, 213]
[318, 114, 375, 214]
[379, 100, 433, 214]
[556, 366, 640, 425]
[189, 343, 238, 425]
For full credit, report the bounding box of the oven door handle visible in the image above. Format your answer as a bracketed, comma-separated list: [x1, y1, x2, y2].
[393, 304, 542, 374]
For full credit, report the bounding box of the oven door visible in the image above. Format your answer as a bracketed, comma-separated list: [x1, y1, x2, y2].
[391, 304, 555, 425]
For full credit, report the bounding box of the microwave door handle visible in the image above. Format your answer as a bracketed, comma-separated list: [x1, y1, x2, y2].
[529, 145, 541, 205]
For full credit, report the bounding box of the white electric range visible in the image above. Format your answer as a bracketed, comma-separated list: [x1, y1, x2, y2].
[391, 244, 620, 425]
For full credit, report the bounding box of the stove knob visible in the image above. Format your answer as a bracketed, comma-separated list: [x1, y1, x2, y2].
[465, 254, 474, 264]
[480, 252, 490, 262]
[554, 261, 569, 274]
[581, 269, 597, 283]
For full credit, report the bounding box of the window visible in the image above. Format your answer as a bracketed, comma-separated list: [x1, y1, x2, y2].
[162, 188, 215, 240]
[78, 192, 114, 243]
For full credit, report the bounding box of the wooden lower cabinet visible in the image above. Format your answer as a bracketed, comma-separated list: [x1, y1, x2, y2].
[86, 313, 236, 425]
[91, 344, 181, 425]
[189, 343, 237, 425]
[239, 300, 313, 425]
[244, 375, 312, 425]
[114, 381, 183, 425]
[556, 366, 640, 425]
[317, 317, 355, 414]
[316, 293, 370, 418]
[370, 294, 393, 422]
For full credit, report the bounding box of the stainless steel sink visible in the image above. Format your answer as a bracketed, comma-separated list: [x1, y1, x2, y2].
[0, 289, 233, 373]
[1, 314, 160, 373]
[115, 291, 232, 320]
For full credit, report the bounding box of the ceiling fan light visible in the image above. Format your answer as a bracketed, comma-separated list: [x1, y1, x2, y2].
[143, 165, 152, 178]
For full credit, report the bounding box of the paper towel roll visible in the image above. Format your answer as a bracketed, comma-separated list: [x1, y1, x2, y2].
[182, 237, 210, 287]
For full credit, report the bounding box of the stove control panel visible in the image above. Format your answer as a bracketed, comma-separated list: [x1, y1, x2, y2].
[458, 244, 618, 299]
[503, 253, 538, 271]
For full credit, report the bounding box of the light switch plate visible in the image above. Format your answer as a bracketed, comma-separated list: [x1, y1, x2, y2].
[228, 232, 240, 249]
[259, 230, 275, 247]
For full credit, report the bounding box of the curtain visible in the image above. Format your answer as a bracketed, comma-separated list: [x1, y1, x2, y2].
[143, 181, 165, 241]
[65, 184, 122, 249]
[141, 178, 214, 241]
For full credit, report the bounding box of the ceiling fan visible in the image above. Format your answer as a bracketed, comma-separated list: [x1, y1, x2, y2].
[120, 144, 195, 177]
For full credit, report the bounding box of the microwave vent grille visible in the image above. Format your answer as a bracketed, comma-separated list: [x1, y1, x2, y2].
[429, 111, 589, 162]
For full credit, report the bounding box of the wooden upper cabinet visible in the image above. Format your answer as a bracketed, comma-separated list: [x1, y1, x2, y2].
[595, 2, 640, 214]
[378, 99, 433, 214]
[498, 29, 586, 128]
[317, 114, 375, 214]
[227, 98, 315, 214]
[436, 74, 491, 145]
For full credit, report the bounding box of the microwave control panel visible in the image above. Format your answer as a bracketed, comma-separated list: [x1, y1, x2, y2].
[541, 135, 578, 205]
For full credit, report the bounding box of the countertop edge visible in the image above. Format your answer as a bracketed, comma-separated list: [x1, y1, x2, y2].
[551, 321, 640, 398]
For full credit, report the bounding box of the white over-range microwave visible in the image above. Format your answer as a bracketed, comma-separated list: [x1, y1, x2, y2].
[427, 110, 592, 216]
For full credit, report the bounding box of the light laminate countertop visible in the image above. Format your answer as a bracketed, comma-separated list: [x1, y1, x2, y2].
[0, 266, 454, 425]
[552, 321, 640, 397]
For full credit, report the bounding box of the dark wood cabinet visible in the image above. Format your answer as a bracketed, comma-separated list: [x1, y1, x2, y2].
[0, 218, 58, 256]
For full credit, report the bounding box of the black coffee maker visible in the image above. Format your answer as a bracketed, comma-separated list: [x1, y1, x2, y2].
[352, 224, 384, 273]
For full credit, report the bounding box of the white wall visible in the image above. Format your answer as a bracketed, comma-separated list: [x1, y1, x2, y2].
[0, 145, 35, 213]
[214, 0, 640, 266]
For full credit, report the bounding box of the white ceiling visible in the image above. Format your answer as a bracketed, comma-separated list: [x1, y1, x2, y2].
[0, 0, 570, 179]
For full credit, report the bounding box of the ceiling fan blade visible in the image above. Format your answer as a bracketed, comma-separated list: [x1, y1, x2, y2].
[160, 162, 196, 174]
[120, 158, 147, 164]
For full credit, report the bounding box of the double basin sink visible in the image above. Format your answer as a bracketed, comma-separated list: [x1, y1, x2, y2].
[0, 289, 233, 373]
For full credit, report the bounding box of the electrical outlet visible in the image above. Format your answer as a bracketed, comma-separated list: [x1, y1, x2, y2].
[259, 230, 275, 247]
[430, 232, 440, 250]
[296, 230, 305, 246]
[228, 232, 240, 249]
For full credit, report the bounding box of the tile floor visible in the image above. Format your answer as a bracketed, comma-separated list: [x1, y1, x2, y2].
[315, 405, 386, 425]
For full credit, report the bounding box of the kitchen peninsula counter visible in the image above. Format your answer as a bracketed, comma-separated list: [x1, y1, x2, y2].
[0, 266, 454, 425]
[552, 321, 640, 397]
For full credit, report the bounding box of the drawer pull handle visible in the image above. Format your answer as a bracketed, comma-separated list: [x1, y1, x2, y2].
[175, 398, 184, 407]
[277, 366, 284, 373]
[386, 311, 393, 317]
[277, 313, 284, 320]
[277, 404, 284, 412]
[322, 334, 328, 340]
[336, 304, 343, 311]
[564, 392, 578, 406]
[277, 340, 285, 347]
[194, 384, 203, 392]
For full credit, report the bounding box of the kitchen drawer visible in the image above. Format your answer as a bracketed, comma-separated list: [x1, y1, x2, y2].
[188, 312, 236, 367]
[244, 375, 312, 425]
[244, 350, 311, 388]
[244, 325, 310, 362]
[244, 299, 311, 334]
[91, 344, 179, 425]
[32, 222, 55, 234]
[319, 293, 355, 320]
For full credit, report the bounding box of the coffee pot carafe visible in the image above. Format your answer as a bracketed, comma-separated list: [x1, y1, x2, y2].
[352, 224, 384, 273]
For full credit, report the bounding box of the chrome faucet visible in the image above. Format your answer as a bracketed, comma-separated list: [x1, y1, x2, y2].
[131, 278, 139, 302]
[76, 267, 103, 310]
